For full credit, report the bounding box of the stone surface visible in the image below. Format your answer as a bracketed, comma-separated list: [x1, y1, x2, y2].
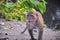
[0, 18, 60, 40]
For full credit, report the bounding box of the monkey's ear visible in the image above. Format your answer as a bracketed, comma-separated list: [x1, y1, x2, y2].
[36, 11, 40, 16]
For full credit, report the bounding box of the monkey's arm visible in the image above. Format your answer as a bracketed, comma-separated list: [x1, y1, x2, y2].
[21, 26, 28, 34]
[21, 23, 28, 34]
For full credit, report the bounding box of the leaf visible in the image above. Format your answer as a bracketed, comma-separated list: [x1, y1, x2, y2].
[0, 0, 46, 21]
[5, 13, 13, 21]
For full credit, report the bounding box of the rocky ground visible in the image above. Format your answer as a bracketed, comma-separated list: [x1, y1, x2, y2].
[0, 18, 60, 40]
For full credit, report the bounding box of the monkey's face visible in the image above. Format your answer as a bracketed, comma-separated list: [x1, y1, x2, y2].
[26, 14, 37, 23]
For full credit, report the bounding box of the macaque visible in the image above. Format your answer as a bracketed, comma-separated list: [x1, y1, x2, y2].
[21, 9, 44, 40]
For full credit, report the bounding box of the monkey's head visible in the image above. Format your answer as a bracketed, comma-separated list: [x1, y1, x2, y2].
[26, 9, 37, 23]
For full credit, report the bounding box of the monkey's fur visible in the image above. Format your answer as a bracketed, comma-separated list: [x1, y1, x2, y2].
[21, 9, 44, 40]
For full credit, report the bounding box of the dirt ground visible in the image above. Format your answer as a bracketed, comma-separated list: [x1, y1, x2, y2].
[0, 18, 60, 40]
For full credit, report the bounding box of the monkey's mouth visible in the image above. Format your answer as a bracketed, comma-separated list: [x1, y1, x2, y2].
[29, 21, 31, 22]
[28, 21, 34, 22]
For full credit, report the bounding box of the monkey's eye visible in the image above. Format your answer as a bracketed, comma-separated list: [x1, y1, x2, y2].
[27, 15, 34, 17]
[27, 15, 36, 19]
[30, 15, 34, 17]
[27, 15, 29, 17]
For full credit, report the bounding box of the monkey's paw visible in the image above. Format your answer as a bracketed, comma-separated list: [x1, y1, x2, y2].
[21, 31, 24, 34]
[30, 39, 37, 40]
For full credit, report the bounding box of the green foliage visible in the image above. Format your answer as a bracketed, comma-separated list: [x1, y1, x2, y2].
[0, 0, 46, 21]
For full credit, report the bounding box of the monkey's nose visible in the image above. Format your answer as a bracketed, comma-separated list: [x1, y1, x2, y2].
[29, 21, 31, 22]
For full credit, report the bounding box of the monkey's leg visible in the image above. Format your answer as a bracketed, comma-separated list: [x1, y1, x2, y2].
[28, 29, 36, 40]
[38, 27, 43, 40]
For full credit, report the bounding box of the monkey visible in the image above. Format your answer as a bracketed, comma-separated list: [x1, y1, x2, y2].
[21, 9, 44, 40]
